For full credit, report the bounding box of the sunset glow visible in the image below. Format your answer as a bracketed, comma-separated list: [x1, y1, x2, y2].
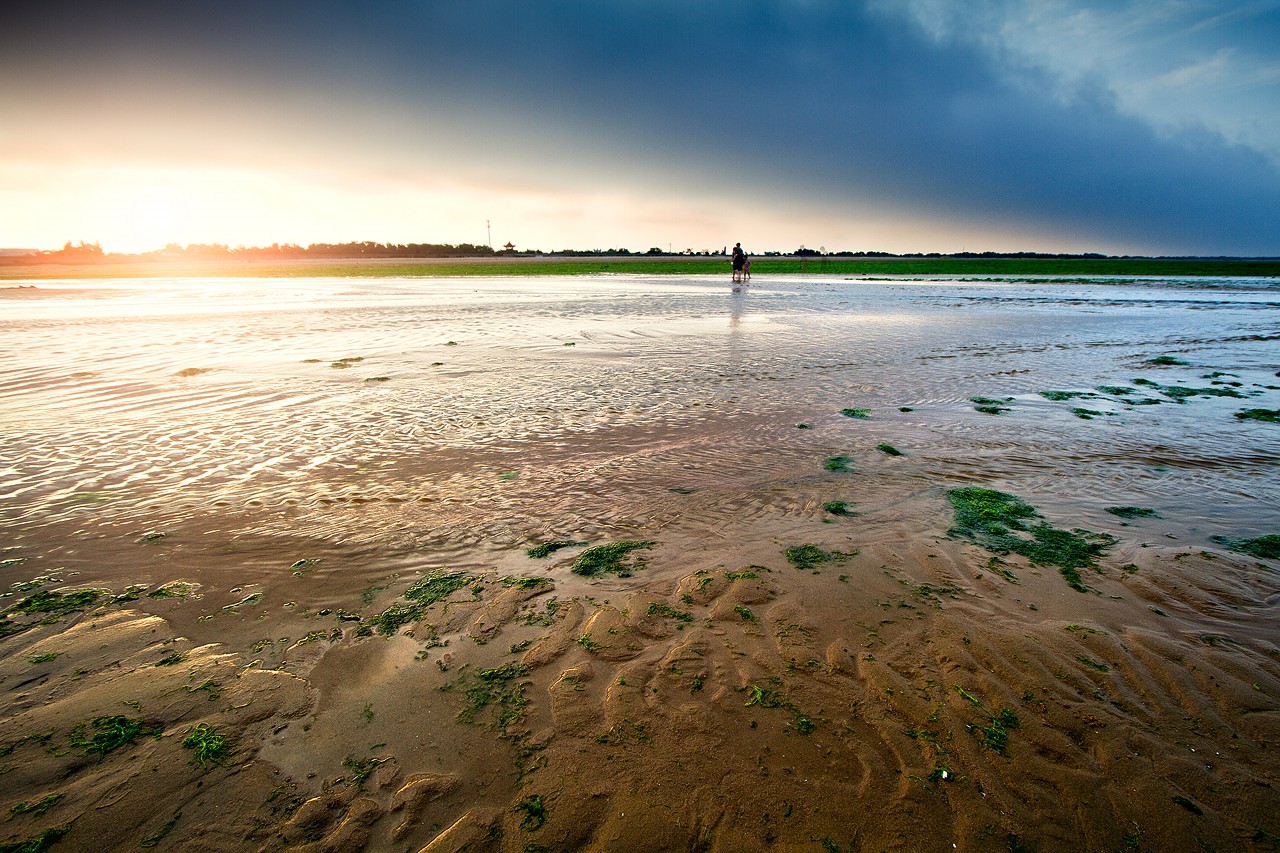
[2, 1, 1277, 255]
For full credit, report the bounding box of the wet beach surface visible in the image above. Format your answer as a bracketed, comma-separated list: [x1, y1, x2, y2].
[1, 274, 1278, 852]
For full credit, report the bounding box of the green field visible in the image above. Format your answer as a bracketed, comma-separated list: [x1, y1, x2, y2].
[244, 257, 1280, 279]
[4, 255, 1279, 280]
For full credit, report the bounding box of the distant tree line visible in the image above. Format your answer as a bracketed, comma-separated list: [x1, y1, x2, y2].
[14, 241, 1275, 263]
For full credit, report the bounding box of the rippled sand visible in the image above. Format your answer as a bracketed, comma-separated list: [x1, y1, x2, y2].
[1, 274, 1278, 852]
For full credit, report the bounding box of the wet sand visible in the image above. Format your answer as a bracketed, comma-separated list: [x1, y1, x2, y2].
[1, 274, 1278, 852]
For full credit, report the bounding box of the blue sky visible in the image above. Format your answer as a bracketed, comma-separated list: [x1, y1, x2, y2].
[2, 0, 1277, 255]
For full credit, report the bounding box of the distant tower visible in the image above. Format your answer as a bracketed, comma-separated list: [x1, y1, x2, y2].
[503, 242, 516, 253]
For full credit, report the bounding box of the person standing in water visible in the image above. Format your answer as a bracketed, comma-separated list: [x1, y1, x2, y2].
[731, 243, 746, 283]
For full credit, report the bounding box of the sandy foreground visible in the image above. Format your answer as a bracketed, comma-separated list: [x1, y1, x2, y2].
[1, 274, 1278, 852]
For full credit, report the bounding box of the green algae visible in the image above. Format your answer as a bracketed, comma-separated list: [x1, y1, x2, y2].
[971, 397, 1011, 414]
[342, 755, 389, 790]
[362, 570, 480, 636]
[516, 794, 547, 831]
[7, 795, 62, 819]
[647, 603, 693, 622]
[785, 544, 856, 570]
[458, 663, 530, 730]
[404, 570, 478, 604]
[525, 541, 582, 559]
[1211, 534, 1280, 560]
[876, 442, 904, 456]
[1131, 377, 1246, 402]
[571, 541, 655, 577]
[1144, 355, 1189, 365]
[1235, 408, 1280, 423]
[69, 715, 162, 758]
[1105, 506, 1159, 519]
[1040, 390, 1089, 401]
[840, 407, 871, 419]
[501, 576, 552, 590]
[182, 723, 230, 767]
[7, 588, 104, 617]
[0, 825, 70, 853]
[822, 501, 857, 516]
[146, 581, 199, 599]
[823, 455, 852, 472]
[946, 488, 1116, 592]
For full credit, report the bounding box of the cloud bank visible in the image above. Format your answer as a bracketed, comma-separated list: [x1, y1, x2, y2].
[3, 0, 1277, 254]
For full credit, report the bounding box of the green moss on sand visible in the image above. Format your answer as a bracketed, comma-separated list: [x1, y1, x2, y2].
[525, 541, 583, 559]
[70, 715, 163, 758]
[571, 541, 655, 577]
[6, 588, 104, 617]
[1234, 408, 1280, 423]
[947, 488, 1116, 592]
[404, 570, 478, 605]
[182, 723, 230, 767]
[785, 544, 856, 570]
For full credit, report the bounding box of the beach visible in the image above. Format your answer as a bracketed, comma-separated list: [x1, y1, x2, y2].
[1, 272, 1278, 852]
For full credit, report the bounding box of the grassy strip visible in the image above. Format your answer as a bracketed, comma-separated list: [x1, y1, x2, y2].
[9, 256, 1280, 280]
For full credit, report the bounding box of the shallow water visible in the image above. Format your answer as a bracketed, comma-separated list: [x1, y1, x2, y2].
[2, 274, 1278, 546]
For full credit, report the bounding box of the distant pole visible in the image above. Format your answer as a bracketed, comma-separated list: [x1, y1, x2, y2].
[486, 220, 492, 249]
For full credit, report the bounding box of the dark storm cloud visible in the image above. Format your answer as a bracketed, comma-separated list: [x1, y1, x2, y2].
[8, 0, 1278, 254]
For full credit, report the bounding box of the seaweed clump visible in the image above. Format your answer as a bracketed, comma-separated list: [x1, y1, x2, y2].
[571, 541, 655, 577]
[1211, 534, 1280, 561]
[457, 663, 531, 730]
[70, 715, 163, 758]
[526, 541, 583, 559]
[1234, 408, 1280, 423]
[362, 570, 479, 636]
[971, 397, 1011, 415]
[1105, 506, 1159, 519]
[947, 488, 1116, 592]
[785, 544, 856, 570]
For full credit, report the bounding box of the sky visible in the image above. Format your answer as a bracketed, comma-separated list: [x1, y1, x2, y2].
[2, 0, 1278, 256]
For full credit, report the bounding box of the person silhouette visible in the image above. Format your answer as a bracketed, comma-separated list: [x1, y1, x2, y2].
[731, 243, 746, 283]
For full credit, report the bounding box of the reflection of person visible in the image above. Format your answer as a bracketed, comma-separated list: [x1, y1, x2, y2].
[731, 243, 746, 283]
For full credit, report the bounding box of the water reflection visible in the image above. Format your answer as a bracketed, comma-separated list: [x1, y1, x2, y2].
[1, 274, 1277, 536]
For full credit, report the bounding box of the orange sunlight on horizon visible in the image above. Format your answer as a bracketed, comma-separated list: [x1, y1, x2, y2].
[0, 149, 1090, 257]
